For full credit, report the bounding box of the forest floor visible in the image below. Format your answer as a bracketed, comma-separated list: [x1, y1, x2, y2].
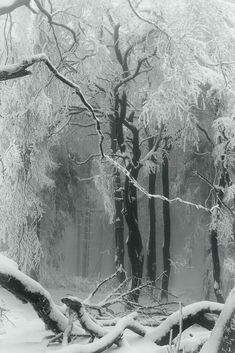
[0, 283, 208, 353]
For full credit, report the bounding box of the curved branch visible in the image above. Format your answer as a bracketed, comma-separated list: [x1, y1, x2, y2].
[147, 301, 223, 345]
[34, 0, 78, 45]
[55, 313, 142, 353]
[126, 0, 169, 39]
[70, 153, 100, 166]
[0, 0, 31, 16]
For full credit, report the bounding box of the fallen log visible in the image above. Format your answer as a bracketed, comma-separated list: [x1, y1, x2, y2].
[0, 254, 83, 335]
[49, 312, 140, 353]
[61, 297, 108, 338]
[147, 301, 223, 345]
[62, 296, 147, 338]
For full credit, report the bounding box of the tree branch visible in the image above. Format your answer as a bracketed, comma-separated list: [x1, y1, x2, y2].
[147, 301, 223, 345]
[140, 124, 163, 163]
[70, 153, 100, 166]
[34, 0, 78, 45]
[126, 0, 169, 39]
[0, 54, 104, 157]
[193, 171, 234, 215]
[196, 123, 214, 146]
[105, 155, 218, 213]
[0, 0, 31, 16]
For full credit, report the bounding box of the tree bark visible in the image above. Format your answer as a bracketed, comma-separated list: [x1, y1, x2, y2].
[147, 138, 157, 282]
[209, 168, 229, 304]
[210, 228, 224, 303]
[161, 151, 171, 301]
[113, 169, 125, 282]
[124, 166, 143, 302]
[82, 193, 91, 278]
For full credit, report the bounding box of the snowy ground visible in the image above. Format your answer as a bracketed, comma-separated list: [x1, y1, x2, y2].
[0, 286, 211, 353]
[0, 286, 158, 353]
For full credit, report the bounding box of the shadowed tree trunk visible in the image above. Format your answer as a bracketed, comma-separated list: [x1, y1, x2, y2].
[210, 227, 224, 303]
[209, 165, 230, 304]
[161, 148, 171, 301]
[113, 170, 125, 282]
[147, 137, 157, 283]
[124, 165, 143, 302]
[82, 193, 91, 277]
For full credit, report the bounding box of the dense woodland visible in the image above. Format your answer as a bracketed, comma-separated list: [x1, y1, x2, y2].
[1, 0, 235, 352]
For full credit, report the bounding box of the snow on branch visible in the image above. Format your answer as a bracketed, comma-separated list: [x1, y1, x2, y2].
[0, 254, 83, 335]
[105, 155, 218, 213]
[0, 54, 104, 158]
[61, 297, 108, 339]
[52, 312, 144, 353]
[147, 301, 223, 345]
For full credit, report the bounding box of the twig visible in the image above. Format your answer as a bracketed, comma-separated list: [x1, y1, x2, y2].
[34, 0, 78, 45]
[84, 268, 124, 304]
[140, 124, 163, 163]
[196, 123, 214, 146]
[70, 153, 100, 166]
[126, 0, 169, 39]
[193, 171, 234, 215]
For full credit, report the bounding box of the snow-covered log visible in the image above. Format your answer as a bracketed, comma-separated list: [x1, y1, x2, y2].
[200, 286, 235, 352]
[61, 296, 108, 338]
[62, 296, 147, 338]
[49, 312, 142, 353]
[0, 254, 83, 335]
[147, 301, 223, 345]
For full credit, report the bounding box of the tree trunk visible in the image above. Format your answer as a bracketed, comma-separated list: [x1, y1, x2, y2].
[113, 169, 125, 282]
[147, 136, 157, 283]
[210, 228, 224, 303]
[161, 152, 171, 301]
[82, 193, 91, 277]
[124, 166, 143, 302]
[147, 169, 157, 282]
[209, 169, 229, 304]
